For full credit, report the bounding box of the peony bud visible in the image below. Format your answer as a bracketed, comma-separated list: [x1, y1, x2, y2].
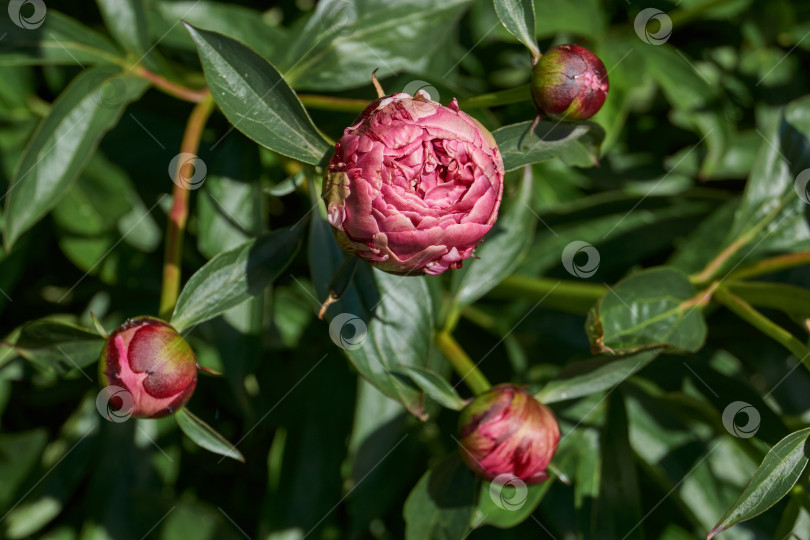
[322, 90, 504, 276]
[531, 44, 609, 121]
[458, 384, 560, 484]
[98, 317, 197, 418]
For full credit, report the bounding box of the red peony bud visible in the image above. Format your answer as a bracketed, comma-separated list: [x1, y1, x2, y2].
[457, 384, 560, 485]
[98, 317, 197, 419]
[530, 44, 609, 121]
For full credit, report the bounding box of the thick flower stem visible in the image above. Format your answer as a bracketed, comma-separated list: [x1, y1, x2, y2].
[159, 94, 216, 320]
[714, 286, 810, 369]
[727, 251, 810, 281]
[490, 275, 607, 314]
[436, 332, 491, 395]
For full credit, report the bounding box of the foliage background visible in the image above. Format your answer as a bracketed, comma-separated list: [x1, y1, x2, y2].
[1, 0, 810, 539]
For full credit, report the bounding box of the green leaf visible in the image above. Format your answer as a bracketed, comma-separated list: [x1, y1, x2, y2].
[13, 319, 104, 375]
[533, 0, 606, 38]
[183, 23, 330, 165]
[95, 0, 150, 56]
[586, 267, 708, 355]
[0, 11, 121, 66]
[493, 0, 539, 57]
[3, 65, 149, 249]
[535, 350, 660, 404]
[281, 0, 472, 91]
[396, 366, 466, 411]
[451, 167, 535, 306]
[403, 454, 476, 540]
[175, 408, 245, 462]
[594, 392, 643, 539]
[0, 429, 48, 509]
[171, 227, 302, 332]
[309, 213, 433, 419]
[471, 480, 551, 529]
[708, 428, 810, 539]
[494, 120, 605, 171]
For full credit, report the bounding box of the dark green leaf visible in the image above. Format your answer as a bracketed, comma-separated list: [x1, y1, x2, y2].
[95, 0, 150, 56]
[0, 11, 121, 66]
[494, 120, 604, 171]
[171, 227, 302, 331]
[280, 0, 472, 91]
[175, 408, 245, 462]
[709, 428, 810, 538]
[493, 0, 539, 57]
[535, 350, 659, 403]
[586, 267, 708, 354]
[396, 366, 466, 411]
[3, 65, 149, 249]
[13, 319, 104, 375]
[472, 479, 551, 529]
[0, 429, 48, 509]
[403, 454, 476, 540]
[183, 23, 330, 165]
[452, 167, 535, 305]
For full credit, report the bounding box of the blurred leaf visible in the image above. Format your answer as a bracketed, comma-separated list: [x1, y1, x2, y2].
[95, 0, 150, 57]
[310, 212, 434, 418]
[709, 428, 810, 539]
[494, 120, 604, 171]
[472, 480, 551, 529]
[493, 0, 539, 57]
[171, 227, 302, 331]
[281, 0, 472, 91]
[147, 0, 288, 63]
[395, 366, 466, 411]
[594, 393, 643, 539]
[403, 454, 476, 540]
[533, 0, 605, 38]
[184, 23, 330, 165]
[13, 319, 104, 375]
[451, 167, 535, 305]
[586, 267, 708, 354]
[0, 11, 120, 66]
[535, 350, 659, 404]
[0, 429, 48, 509]
[3, 65, 149, 249]
[175, 408, 245, 462]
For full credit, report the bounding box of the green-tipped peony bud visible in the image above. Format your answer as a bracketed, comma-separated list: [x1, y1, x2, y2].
[98, 317, 197, 419]
[458, 384, 559, 485]
[531, 44, 609, 121]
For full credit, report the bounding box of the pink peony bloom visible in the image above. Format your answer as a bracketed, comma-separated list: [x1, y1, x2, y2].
[322, 90, 504, 275]
[98, 317, 197, 418]
[531, 44, 609, 121]
[458, 384, 560, 485]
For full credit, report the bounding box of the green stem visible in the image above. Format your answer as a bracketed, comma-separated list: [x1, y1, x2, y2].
[490, 275, 607, 314]
[436, 332, 491, 395]
[727, 251, 810, 281]
[298, 94, 372, 113]
[714, 286, 810, 368]
[158, 94, 216, 320]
